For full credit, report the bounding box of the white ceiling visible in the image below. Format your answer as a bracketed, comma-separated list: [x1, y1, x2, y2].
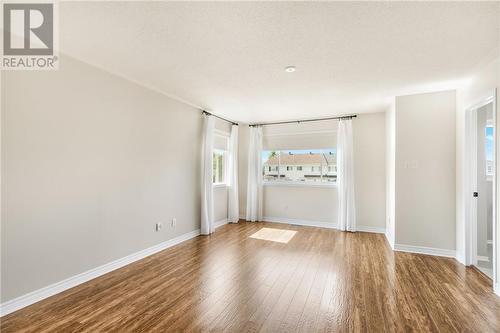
[60, 1, 499, 123]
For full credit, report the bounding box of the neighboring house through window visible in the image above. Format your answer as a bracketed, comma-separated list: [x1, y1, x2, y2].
[262, 149, 336, 183]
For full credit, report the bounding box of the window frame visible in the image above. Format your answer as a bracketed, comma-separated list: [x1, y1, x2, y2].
[485, 123, 495, 180]
[212, 131, 230, 188]
[262, 149, 337, 188]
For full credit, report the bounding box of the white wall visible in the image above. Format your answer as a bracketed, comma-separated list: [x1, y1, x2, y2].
[353, 112, 386, 230]
[263, 185, 337, 223]
[240, 113, 386, 231]
[214, 185, 228, 223]
[1, 55, 203, 302]
[394, 90, 456, 251]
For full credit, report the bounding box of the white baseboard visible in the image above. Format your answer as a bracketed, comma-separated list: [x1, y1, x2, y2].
[394, 244, 456, 258]
[214, 218, 228, 229]
[356, 225, 386, 234]
[384, 230, 395, 250]
[477, 255, 490, 262]
[455, 252, 466, 265]
[263, 216, 337, 229]
[261, 216, 385, 234]
[0, 228, 201, 317]
[495, 283, 500, 297]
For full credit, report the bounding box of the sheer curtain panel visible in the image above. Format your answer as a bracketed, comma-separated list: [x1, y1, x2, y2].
[246, 126, 263, 222]
[228, 125, 239, 223]
[201, 115, 215, 234]
[337, 119, 356, 232]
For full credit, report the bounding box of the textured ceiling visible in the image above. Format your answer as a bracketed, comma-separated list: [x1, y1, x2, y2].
[60, 1, 499, 122]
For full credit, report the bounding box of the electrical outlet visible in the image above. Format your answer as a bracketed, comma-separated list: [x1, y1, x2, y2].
[155, 222, 162, 232]
[171, 218, 177, 227]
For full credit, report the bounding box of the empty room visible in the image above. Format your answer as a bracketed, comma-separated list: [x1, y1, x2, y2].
[1, 1, 500, 332]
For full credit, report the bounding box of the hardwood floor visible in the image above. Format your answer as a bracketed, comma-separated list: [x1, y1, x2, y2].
[2, 221, 500, 332]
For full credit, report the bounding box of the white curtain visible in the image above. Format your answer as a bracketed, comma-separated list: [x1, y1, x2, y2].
[246, 126, 263, 222]
[201, 115, 215, 235]
[337, 119, 356, 232]
[228, 125, 239, 223]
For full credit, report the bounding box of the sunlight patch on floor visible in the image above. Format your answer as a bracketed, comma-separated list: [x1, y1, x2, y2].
[249, 228, 297, 243]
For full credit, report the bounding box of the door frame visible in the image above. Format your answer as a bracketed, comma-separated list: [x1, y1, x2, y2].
[465, 88, 497, 291]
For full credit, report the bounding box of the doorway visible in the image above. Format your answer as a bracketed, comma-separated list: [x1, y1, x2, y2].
[465, 90, 496, 286]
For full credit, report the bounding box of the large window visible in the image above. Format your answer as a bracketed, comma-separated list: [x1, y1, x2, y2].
[213, 149, 226, 185]
[262, 149, 336, 184]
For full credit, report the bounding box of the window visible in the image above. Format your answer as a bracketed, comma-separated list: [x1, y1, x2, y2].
[213, 149, 226, 185]
[262, 149, 336, 183]
[486, 125, 494, 177]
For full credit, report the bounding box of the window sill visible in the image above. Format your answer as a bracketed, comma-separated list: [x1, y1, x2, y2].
[263, 181, 336, 188]
[213, 183, 228, 189]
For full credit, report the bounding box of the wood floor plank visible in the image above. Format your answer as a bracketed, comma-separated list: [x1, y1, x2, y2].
[2, 221, 500, 333]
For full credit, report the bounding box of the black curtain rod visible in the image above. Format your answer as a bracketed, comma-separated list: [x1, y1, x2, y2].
[202, 110, 238, 126]
[249, 114, 357, 127]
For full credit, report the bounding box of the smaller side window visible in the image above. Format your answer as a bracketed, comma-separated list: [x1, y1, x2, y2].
[485, 125, 494, 177]
[213, 150, 226, 184]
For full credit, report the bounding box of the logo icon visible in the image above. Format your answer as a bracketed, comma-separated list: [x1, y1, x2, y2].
[2, 2, 58, 70]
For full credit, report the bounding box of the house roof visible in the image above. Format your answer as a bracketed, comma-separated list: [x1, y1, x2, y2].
[264, 153, 335, 166]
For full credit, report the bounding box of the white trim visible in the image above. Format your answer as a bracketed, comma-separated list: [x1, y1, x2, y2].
[263, 216, 336, 229]
[263, 181, 336, 188]
[463, 89, 498, 293]
[213, 183, 228, 189]
[0, 229, 201, 317]
[214, 218, 229, 229]
[495, 283, 500, 297]
[385, 229, 395, 250]
[394, 244, 456, 258]
[356, 225, 386, 234]
[456, 252, 466, 265]
[261, 216, 385, 234]
[488, 239, 494, 245]
[477, 255, 490, 262]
